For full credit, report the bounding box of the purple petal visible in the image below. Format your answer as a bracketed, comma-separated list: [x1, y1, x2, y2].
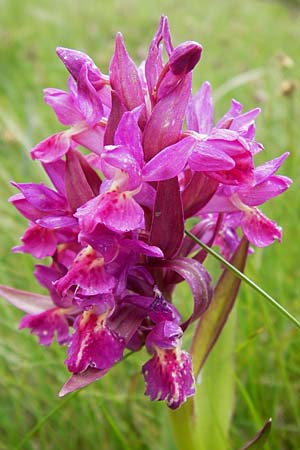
[77, 63, 104, 126]
[10, 193, 45, 221]
[55, 246, 115, 296]
[65, 310, 125, 373]
[114, 106, 144, 166]
[56, 47, 102, 85]
[75, 191, 145, 233]
[230, 107, 261, 133]
[34, 264, 71, 308]
[253, 152, 290, 185]
[42, 159, 66, 195]
[241, 208, 282, 247]
[145, 16, 173, 102]
[44, 88, 82, 126]
[104, 90, 126, 145]
[145, 321, 183, 350]
[143, 137, 194, 182]
[188, 141, 236, 171]
[72, 124, 105, 154]
[215, 99, 243, 129]
[31, 132, 71, 163]
[109, 33, 144, 111]
[239, 175, 292, 206]
[19, 308, 70, 346]
[13, 223, 57, 259]
[11, 182, 68, 212]
[133, 182, 156, 209]
[143, 75, 192, 160]
[36, 216, 78, 229]
[122, 239, 164, 258]
[59, 368, 109, 396]
[79, 225, 120, 263]
[186, 81, 213, 133]
[142, 348, 195, 409]
[101, 145, 142, 191]
[0, 285, 53, 314]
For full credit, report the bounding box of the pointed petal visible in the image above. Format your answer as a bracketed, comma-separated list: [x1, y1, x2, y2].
[240, 175, 292, 206]
[143, 137, 194, 181]
[143, 75, 192, 160]
[253, 152, 290, 185]
[186, 81, 213, 133]
[42, 159, 66, 195]
[215, 99, 243, 129]
[230, 107, 261, 133]
[77, 63, 104, 126]
[109, 33, 144, 111]
[145, 16, 173, 100]
[59, 368, 109, 396]
[122, 239, 164, 258]
[104, 90, 126, 145]
[11, 182, 67, 212]
[0, 285, 53, 314]
[114, 106, 144, 165]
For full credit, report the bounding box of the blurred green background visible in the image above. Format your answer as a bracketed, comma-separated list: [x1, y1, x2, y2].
[0, 0, 299, 449]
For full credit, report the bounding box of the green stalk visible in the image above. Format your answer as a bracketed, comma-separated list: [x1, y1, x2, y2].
[168, 310, 236, 450]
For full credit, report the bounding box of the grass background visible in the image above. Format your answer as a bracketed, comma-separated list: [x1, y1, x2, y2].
[0, 0, 299, 449]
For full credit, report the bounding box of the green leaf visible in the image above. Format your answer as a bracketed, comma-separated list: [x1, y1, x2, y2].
[240, 418, 272, 450]
[190, 238, 249, 376]
[185, 230, 300, 330]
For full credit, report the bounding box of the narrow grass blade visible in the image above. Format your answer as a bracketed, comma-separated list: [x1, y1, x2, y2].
[190, 238, 249, 376]
[185, 230, 300, 330]
[240, 418, 272, 450]
[16, 392, 80, 449]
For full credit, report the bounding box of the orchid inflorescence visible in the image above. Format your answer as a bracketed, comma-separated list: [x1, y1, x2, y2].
[1, 16, 291, 409]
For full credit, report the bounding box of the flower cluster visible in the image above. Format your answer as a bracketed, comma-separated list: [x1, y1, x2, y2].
[1, 16, 291, 409]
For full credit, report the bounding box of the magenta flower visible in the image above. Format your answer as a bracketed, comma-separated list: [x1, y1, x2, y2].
[142, 321, 195, 409]
[0, 15, 291, 410]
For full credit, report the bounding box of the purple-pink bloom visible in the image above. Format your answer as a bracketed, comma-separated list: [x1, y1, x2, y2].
[200, 153, 292, 246]
[0, 15, 292, 410]
[19, 307, 71, 346]
[142, 321, 195, 409]
[66, 308, 125, 373]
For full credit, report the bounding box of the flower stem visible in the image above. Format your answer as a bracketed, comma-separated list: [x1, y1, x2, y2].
[168, 309, 237, 450]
